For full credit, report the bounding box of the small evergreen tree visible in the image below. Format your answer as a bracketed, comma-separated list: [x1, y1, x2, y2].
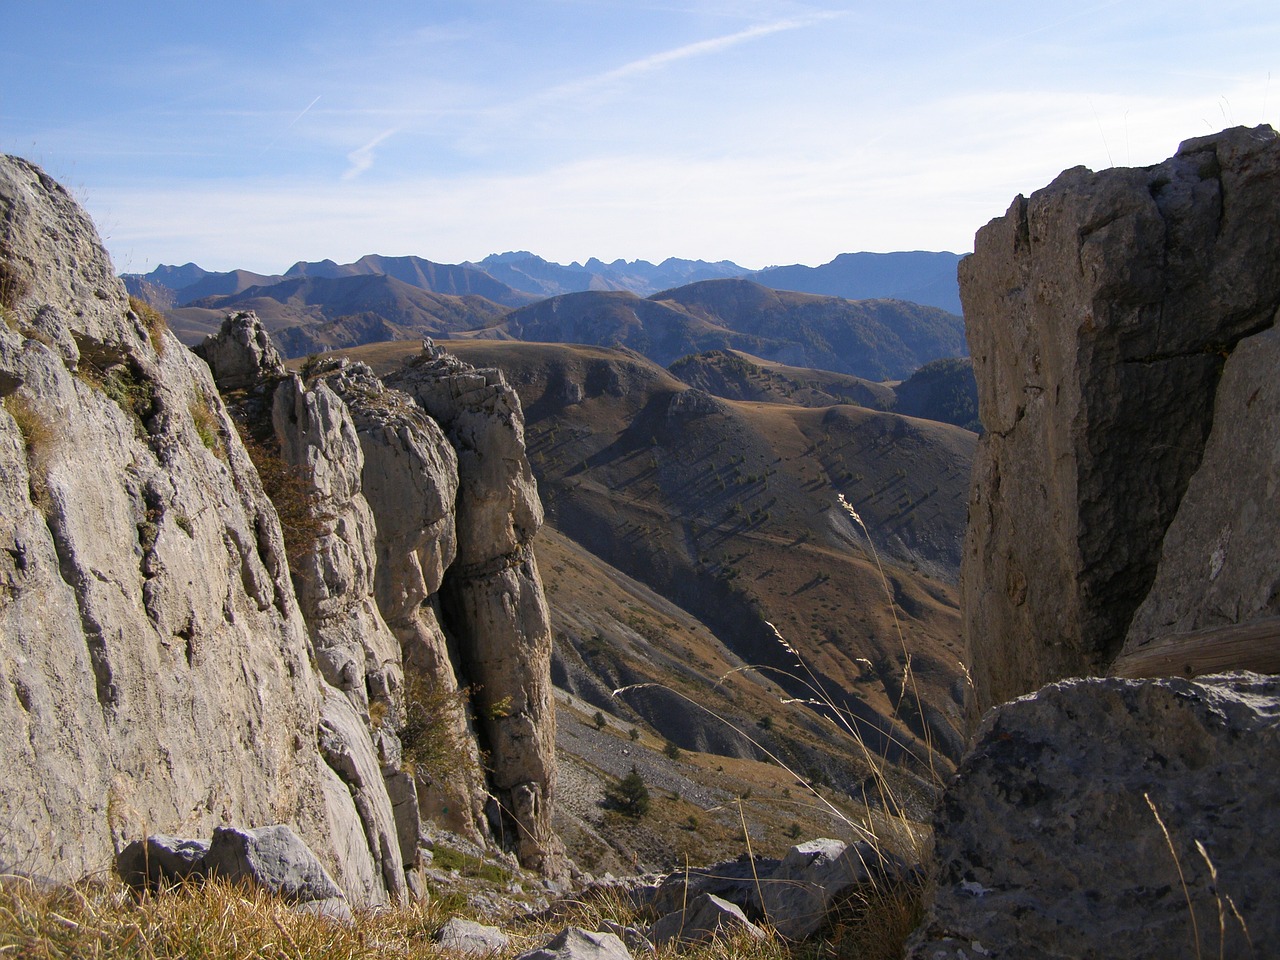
[605, 765, 651, 818]
[593, 710, 607, 730]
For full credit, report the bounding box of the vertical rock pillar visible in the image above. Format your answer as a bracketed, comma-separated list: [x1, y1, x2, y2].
[389, 343, 563, 875]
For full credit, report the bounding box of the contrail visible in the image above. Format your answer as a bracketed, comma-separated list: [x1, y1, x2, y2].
[261, 95, 322, 154]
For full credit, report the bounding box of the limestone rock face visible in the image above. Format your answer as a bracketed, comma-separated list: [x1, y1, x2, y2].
[960, 125, 1280, 711]
[1124, 322, 1280, 643]
[272, 374, 402, 713]
[0, 155, 334, 883]
[907, 673, 1279, 959]
[388, 343, 561, 874]
[0, 154, 564, 894]
[200, 329, 561, 875]
[315, 359, 486, 843]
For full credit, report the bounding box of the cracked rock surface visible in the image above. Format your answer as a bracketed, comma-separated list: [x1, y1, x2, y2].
[960, 125, 1280, 712]
[0, 155, 335, 884]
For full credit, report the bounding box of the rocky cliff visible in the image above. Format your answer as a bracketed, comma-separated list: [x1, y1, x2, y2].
[960, 124, 1280, 712]
[0, 155, 562, 896]
[909, 125, 1280, 957]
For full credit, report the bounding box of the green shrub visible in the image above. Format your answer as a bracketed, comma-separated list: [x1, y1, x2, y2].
[604, 765, 650, 818]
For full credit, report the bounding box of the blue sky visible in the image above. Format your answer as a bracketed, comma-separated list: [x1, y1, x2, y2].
[3, 1, 1278, 274]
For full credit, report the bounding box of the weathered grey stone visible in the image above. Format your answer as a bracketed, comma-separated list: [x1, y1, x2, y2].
[273, 372, 404, 714]
[759, 838, 905, 940]
[516, 927, 633, 960]
[317, 690, 406, 904]
[648, 893, 766, 946]
[600, 920, 655, 955]
[650, 855, 779, 918]
[116, 835, 209, 890]
[318, 359, 486, 844]
[1125, 322, 1280, 645]
[907, 673, 1279, 959]
[436, 917, 511, 956]
[389, 348, 562, 875]
[204, 824, 345, 904]
[960, 124, 1280, 712]
[0, 154, 334, 886]
[193, 310, 285, 391]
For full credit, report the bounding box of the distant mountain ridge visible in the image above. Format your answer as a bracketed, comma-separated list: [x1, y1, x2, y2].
[750, 251, 965, 315]
[494, 278, 965, 381]
[466, 251, 752, 298]
[123, 250, 967, 373]
[123, 249, 964, 312]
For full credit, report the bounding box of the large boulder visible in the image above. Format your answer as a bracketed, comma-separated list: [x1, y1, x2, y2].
[203, 824, 345, 906]
[517, 928, 633, 960]
[960, 124, 1280, 712]
[759, 838, 909, 941]
[648, 893, 765, 947]
[907, 673, 1279, 959]
[1123, 322, 1280, 646]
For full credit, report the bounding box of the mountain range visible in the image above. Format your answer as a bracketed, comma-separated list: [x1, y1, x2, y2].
[126, 250, 963, 311]
[124, 250, 967, 380]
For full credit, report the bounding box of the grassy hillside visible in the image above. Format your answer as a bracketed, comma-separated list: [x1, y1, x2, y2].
[168, 275, 509, 353]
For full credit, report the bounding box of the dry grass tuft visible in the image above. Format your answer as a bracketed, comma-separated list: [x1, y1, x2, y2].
[3, 393, 55, 511]
[0, 874, 465, 960]
[232, 419, 330, 567]
[129, 296, 168, 357]
[814, 877, 927, 960]
[4, 394, 54, 455]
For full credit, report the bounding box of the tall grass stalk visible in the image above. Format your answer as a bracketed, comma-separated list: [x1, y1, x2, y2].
[1145, 792, 1201, 960]
[836, 493, 938, 785]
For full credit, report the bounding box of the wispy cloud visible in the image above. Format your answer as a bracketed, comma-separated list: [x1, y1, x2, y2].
[342, 128, 397, 180]
[260, 94, 321, 155]
[540, 13, 841, 102]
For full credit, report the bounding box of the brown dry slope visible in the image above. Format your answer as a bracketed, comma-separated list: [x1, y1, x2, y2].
[335, 339, 976, 869]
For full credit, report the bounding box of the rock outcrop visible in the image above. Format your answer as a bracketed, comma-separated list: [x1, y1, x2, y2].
[317, 357, 486, 844]
[907, 673, 1279, 959]
[0, 155, 563, 896]
[0, 156, 339, 886]
[960, 125, 1280, 712]
[915, 126, 1280, 957]
[388, 341, 562, 873]
[198, 323, 562, 877]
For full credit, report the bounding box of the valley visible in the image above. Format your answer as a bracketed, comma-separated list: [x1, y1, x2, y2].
[126, 241, 977, 873]
[333, 338, 976, 872]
